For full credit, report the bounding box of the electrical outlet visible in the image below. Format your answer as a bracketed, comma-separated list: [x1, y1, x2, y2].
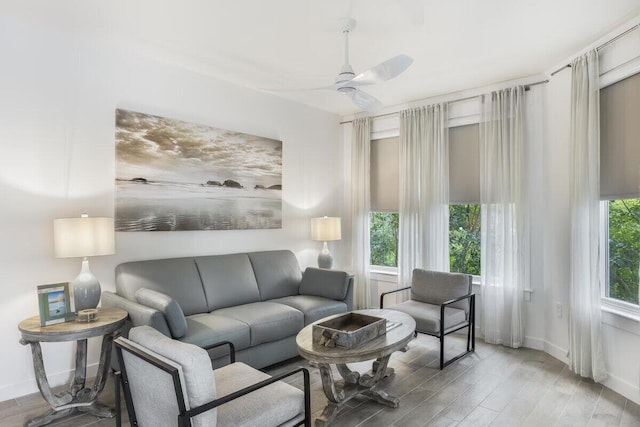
[556, 302, 563, 318]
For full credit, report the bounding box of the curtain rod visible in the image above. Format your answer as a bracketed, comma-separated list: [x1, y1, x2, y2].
[339, 79, 549, 125]
[550, 24, 640, 77]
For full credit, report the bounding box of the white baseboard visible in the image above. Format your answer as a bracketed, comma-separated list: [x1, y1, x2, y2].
[602, 372, 640, 405]
[524, 336, 545, 350]
[543, 340, 570, 364]
[525, 340, 639, 405]
[0, 363, 99, 402]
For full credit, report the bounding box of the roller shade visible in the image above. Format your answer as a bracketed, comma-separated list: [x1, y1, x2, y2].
[600, 71, 640, 200]
[370, 136, 399, 212]
[449, 124, 480, 204]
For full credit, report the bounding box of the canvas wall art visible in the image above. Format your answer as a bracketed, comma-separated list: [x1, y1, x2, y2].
[115, 109, 282, 231]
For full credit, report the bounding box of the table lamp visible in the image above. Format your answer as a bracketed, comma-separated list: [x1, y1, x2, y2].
[311, 216, 341, 269]
[53, 214, 115, 311]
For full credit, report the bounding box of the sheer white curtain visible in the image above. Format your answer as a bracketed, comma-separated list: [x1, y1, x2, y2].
[569, 50, 606, 382]
[351, 117, 372, 309]
[480, 86, 526, 347]
[398, 104, 449, 290]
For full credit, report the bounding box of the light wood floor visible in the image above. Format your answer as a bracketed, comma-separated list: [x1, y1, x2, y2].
[3, 334, 640, 426]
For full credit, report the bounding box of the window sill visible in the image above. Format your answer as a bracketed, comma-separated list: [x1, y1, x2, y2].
[370, 267, 398, 276]
[369, 268, 483, 287]
[601, 300, 640, 336]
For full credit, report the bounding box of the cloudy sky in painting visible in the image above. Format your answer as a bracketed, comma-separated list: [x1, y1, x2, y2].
[115, 109, 282, 187]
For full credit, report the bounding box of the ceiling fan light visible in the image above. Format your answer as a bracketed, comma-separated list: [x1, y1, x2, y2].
[338, 86, 356, 94]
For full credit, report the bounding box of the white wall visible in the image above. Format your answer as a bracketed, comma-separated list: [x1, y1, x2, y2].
[0, 15, 344, 400]
[541, 66, 640, 404]
[541, 69, 572, 362]
[539, 19, 640, 403]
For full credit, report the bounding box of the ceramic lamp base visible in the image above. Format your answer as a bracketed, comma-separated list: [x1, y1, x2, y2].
[71, 258, 101, 312]
[317, 241, 334, 269]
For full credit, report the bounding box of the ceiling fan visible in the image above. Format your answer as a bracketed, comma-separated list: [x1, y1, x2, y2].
[280, 18, 414, 112]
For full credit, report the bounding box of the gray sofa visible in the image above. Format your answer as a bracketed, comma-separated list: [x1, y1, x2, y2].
[102, 250, 353, 369]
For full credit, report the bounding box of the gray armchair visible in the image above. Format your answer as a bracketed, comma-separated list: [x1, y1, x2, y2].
[114, 326, 310, 427]
[380, 269, 475, 370]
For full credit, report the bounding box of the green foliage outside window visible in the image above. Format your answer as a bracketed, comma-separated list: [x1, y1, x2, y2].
[449, 204, 481, 275]
[370, 212, 399, 267]
[608, 199, 640, 305]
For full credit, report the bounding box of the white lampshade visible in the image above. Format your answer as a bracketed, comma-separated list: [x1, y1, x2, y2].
[310, 216, 342, 242]
[54, 215, 115, 258]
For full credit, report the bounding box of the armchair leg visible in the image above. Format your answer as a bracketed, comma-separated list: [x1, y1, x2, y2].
[114, 370, 121, 427]
[437, 314, 476, 369]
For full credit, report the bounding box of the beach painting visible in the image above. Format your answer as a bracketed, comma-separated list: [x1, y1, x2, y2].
[115, 109, 282, 231]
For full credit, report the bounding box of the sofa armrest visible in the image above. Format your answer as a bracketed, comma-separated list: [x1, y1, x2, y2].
[300, 268, 353, 309]
[344, 275, 354, 311]
[102, 291, 171, 337]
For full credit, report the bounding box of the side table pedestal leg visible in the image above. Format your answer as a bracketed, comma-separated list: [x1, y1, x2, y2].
[24, 408, 74, 427]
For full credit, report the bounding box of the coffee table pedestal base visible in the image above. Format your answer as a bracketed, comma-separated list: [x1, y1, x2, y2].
[315, 355, 398, 427]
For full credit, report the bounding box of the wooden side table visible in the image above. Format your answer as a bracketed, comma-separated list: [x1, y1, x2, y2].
[18, 307, 127, 427]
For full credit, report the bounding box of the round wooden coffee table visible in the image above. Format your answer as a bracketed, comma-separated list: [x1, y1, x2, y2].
[296, 309, 415, 426]
[18, 307, 127, 427]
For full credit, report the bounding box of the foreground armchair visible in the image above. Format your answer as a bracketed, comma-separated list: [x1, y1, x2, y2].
[115, 326, 310, 427]
[380, 269, 475, 370]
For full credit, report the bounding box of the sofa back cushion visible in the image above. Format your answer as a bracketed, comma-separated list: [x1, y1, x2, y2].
[116, 258, 208, 316]
[248, 251, 303, 300]
[196, 254, 261, 311]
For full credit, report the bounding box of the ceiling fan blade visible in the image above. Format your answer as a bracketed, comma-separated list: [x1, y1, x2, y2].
[349, 54, 414, 87]
[347, 89, 384, 112]
[259, 84, 339, 93]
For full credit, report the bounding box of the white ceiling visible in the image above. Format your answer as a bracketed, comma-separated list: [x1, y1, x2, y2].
[8, 0, 640, 116]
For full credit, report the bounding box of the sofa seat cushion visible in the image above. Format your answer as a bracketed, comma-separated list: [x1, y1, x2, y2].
[389, 300, 467, 334]
[214, 362, 304, 427]
[271, 296, 347, 325]
[183, 314, 251, 351]
[213, 302, 304, 346]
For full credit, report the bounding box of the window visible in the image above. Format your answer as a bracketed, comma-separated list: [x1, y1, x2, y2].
[601, 72, 640, 306]
[449, 124, 481, 275]
[370, 212, 399, 267]
[605, 199, 640, 305]
[370, 136, 399, 268]
[449, 204, 481, 275]
[369, 125, 483, 272]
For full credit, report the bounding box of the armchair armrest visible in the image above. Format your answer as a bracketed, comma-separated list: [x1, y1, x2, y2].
[181, 367, 311, 426]
[441, 293, 475, 307]
[102, 291, 171, 337]
[380, 286, 411, 309]
[440, 293, 476, 335]
[203, 341, 236, 365]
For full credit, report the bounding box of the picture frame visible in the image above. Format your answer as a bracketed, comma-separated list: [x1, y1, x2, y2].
[37, 282, 74, 326]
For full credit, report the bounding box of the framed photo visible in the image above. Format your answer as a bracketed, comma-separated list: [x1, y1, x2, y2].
[37, 282, 74, 326]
